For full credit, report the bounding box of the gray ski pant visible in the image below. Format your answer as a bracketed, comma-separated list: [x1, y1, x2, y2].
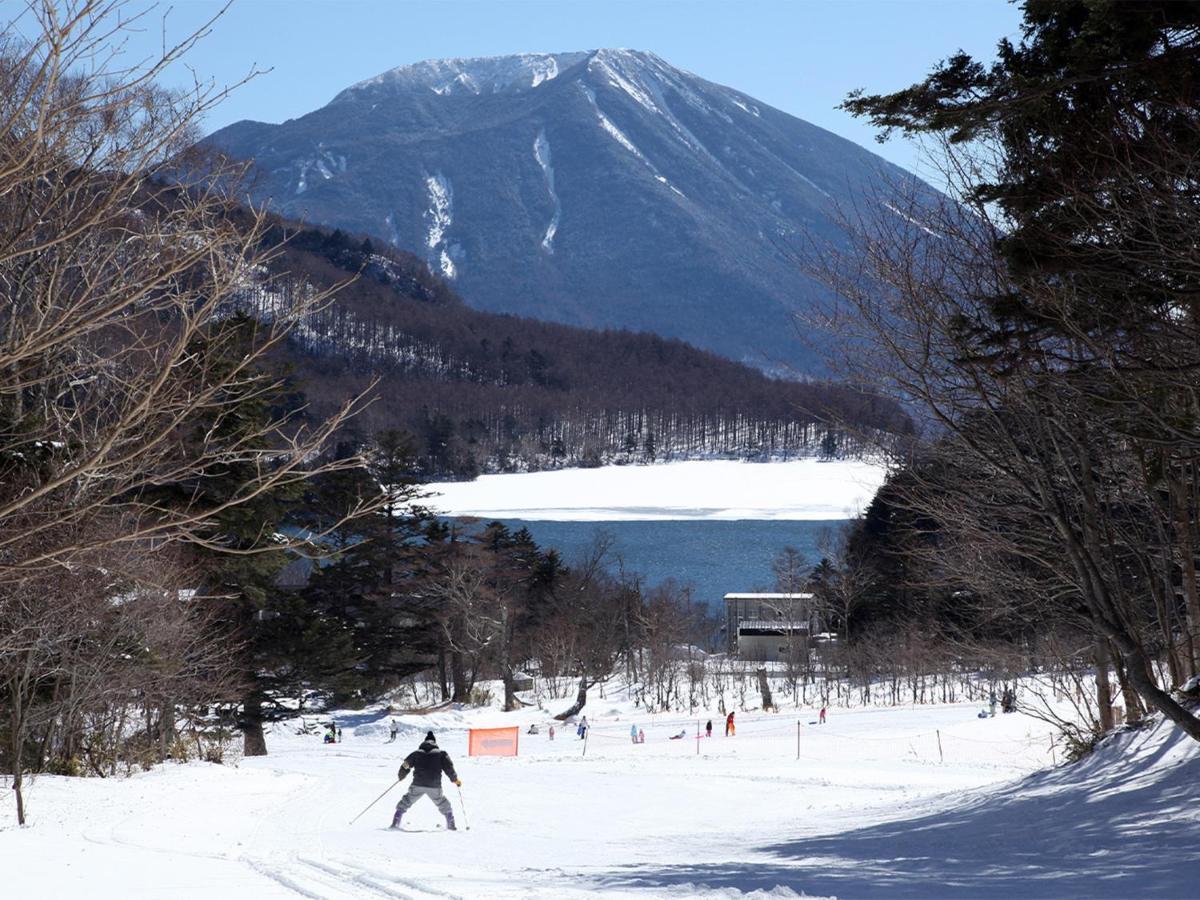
[395, 784, 453, 819]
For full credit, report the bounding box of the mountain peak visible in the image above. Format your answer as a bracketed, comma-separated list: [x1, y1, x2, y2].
[336, 51, 591, 100]
[333, 49, 678, 102]
[207, 48, 932, 369]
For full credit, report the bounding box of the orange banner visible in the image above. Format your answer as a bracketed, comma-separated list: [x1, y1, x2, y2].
[468, 726, 520, 757]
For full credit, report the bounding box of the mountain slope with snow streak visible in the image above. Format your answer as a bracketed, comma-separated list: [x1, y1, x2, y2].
[204, 50, 938, 370]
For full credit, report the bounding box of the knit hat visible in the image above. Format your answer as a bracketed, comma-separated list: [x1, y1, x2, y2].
[424, 730, 436, 743]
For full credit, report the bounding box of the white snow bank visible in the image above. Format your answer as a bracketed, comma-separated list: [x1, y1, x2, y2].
[427, 458, 888, 521]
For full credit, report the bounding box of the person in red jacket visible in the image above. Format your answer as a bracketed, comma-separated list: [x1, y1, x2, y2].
[725, 711, 736, 736]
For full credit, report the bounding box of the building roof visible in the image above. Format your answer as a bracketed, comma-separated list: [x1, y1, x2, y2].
[737, 619, 812, 632]
[724, 592, 813, 601]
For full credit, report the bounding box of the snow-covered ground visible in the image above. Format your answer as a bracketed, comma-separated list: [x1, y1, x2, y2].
[427, 459, 888, 521]
[8, 689, 1198, 898]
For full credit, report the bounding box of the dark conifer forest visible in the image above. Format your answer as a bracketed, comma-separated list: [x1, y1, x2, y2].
[242, 221, 908, 478]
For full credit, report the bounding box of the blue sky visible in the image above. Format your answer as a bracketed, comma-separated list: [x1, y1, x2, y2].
[24, 0, 1022, 179]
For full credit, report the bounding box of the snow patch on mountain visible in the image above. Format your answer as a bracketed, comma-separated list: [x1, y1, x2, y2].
[529, 55, 561, 88]
[883, 201, 941, 239]
[424, 173, 456, 278]
[589, 50, 660, 113]
[596, 111, 644, 160]
[293, 150, 346, 195]
[533, 128, 561, 252]
[730, 96, 761, 117]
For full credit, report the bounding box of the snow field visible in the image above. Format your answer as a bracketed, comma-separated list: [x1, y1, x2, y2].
[7, 693, 1096, 899]
[426, 458, 889, 521]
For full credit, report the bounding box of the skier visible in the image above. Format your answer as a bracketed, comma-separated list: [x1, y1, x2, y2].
[819, 707, 827, 724]
[549, 725, 555, 740]
[630, 723, 639, 744]
[705, 719, 713, 738]
[577, 716, 589, 740]
[528, 723, 540, 735]
[324, 724, 336, 744]
[669, 728, 687, 740]
[989, 691, 998, 717]
[725, 711, 735, 736]
[387, 720, 398, 743]
[638, 728, 645, 744]
[390, 730, 460, 831]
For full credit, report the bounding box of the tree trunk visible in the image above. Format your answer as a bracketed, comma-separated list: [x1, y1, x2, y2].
[1094, 639, 1115, 732]
[502, 671, 520, 712]
[757, 667, 774, 711]
[240, 691, 268, 757]
[449, 650, 469, 703]
[554, 678, 589, 720]
[8, 686, 25, 826]
[1113, 654, 1145, 725]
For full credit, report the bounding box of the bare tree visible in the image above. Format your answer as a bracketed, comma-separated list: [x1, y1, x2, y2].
[813, 139, 1200, 742]
[0, 0, 382, 816]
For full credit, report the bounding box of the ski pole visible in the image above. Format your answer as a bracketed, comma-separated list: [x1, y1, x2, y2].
[348, 777, 400, 825]
[456, 783, 471, 831]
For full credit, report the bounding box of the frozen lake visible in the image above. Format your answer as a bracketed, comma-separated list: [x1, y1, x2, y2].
[427, 458, 887, 521]
[428, 460, 887, 604]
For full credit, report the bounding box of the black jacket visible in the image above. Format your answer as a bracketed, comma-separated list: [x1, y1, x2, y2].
[398, 740, 458, 788]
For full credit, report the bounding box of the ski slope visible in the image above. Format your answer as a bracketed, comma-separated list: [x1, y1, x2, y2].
[427, 458, 888, 521]
[7, 692, 1198, 898]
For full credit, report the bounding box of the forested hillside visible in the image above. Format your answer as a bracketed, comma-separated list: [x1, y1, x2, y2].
[241, 222, 908, 478]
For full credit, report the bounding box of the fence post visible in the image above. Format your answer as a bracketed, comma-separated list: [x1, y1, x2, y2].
[582, 726, 589, 758]
[936, 729, 944, 764]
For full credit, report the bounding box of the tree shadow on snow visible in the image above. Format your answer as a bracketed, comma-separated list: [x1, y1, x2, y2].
[598, 724, 1200, 898]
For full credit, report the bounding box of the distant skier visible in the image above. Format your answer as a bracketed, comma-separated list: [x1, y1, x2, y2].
[725, 711, 735, 736]
[577, 716, 589, 740]
[387, 720, 398, 743]
[337, 727, 343, 742]
[528, 723, 540, 735]
[1002, 688, 1016, 714]
[549, 725, 555, 740]
[819, 707, 827, 725]
[705, 719, 713, 738]
[989, 691, 998, 717]
[630, 723, 639, 744]
[669, 729, 687, 740]
[390, 730, 460, 831]
[324, 724, 336, 744]
[638, 728, 645, 744]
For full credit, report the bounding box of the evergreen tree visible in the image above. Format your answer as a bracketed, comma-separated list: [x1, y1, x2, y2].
[298, 431, 439, 704]
[155, 314, 322, 755]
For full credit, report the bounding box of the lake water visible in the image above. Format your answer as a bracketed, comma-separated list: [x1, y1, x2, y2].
[474, 518, 848, 612]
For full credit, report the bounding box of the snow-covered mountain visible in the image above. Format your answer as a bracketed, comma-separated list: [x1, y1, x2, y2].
[206, 50, 932, 369]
